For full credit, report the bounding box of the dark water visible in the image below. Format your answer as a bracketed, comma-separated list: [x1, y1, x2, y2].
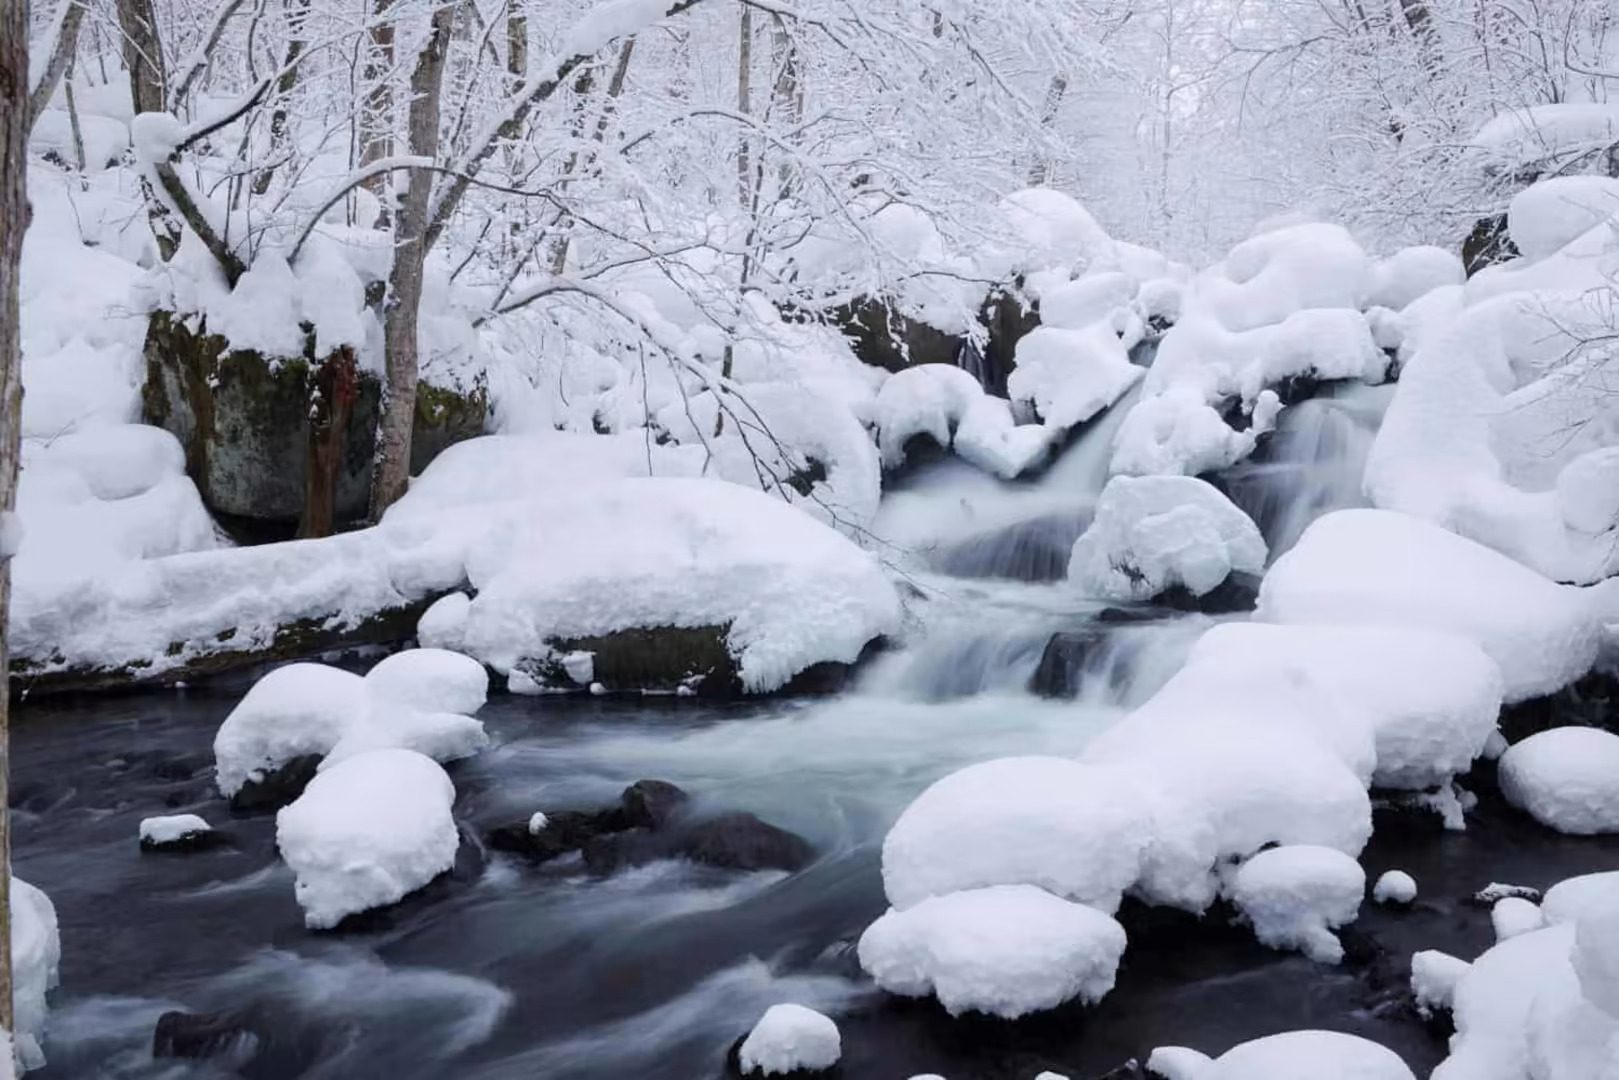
[13, 681, 1619, 1080]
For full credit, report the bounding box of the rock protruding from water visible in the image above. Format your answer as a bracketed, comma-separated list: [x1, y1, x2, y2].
[152, 1010, 259, 1061]
[486, 780, 814, 876]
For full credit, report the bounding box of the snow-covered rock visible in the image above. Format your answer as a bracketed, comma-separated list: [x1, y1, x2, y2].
[1432, 923, 1578, 1080]
[881, 756, 1147, 914]
[1412, 949, 1469, 1019]
[10, 878, 60, 1073]
[448, 477, 902, 693]
[275, 748, 460, 929]
[1498, 727, 1619, 834]
[736, 1004, 841, 1077]
[138, 814, 214, 850]
[214, 663, 371, 799]
[1151, 1031, 1415, 1080]
[1543, 872, 1619, 926]
[1365, 247, 1464, 312]
[1009, 325, 1143, 431]
[1507, 176, 1619, 261]
[858, 884, 1127, 1018]
[1183, 623, 1502, 791]
[1257, 509, 1600, 702]
[1067, 475, 1266, 602]
[363, 649, 488, 715]
[1492, 896, 1546, 942]
[1373, 870, 1417, 906]
[1110, 383, 1280, 478]
[417, 592, 472, 652]
[1229, 846, 1365, 963]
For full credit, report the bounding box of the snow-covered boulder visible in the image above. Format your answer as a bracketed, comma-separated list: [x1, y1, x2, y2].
[1471, 103, 1619, 175]
[1492, 897, 1546, 942]
[214, 663, 370, 800]
[1507, 176, 1619, 261]
[275, 748, 460, 929]
[1543, 872, 1619, 926]
[363, 648, 488, 715]
[737, 1004, 841, 1077]
[1067, 475, 1266, 603]
[1110, 382, 1280, 478]
[880, 756, 1147, 914]
[1009, 325, 1143, 431]
[858, 884, 1127, 1018]
[1229, 845, 1365, 963]
[1431, 923, 1579, 1080]
[1365, 247, 1464, 312]
[138, 814, 216, 851]
[453, 478, 902, 694]
[1498, 727, 1619, 834]
[11, 878, 60, 1073]
[1257, 510, 1601, 702]
[1373, 870, 1417, 906]
[1150, 1031, 1415, 1080]
[1183, 623, 1502, 791]
[417, 592, 472, 653]
[1412, 950, 1469, 1019]
[874, 364, 992, 470]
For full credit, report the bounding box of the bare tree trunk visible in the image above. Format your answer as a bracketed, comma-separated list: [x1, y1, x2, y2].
[369, 3, 457, 520]
[548, 39, 636, 276]
[359, 0, 396, 220]
[64, 52, 87, 172]
[28, 0, 87, 128]
[1026, 73, 1068, 186]
[0, 0, 31, 1042]
[736, 4, 753, 206]
[252, 0, 311, 196]
[768, 14, 801, 195]
[114, 0, 167, 114]
[299, 346, 360, 538]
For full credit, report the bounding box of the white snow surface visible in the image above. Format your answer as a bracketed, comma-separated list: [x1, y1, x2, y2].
[1067, 475, 1266, 602]
[138, 814, 212, 846]
[1229, 845, 1366, 964]
[1151, 1031, 1415, 1080]
[736, 1004, 841, 1076]
[363, 649, 489, 715]
[1009, 324, 1143, 431]
[275, 748, 460, 929]
[1498, 727, 1619, 835]
[1374, 871, 1418, 906]
[1492, 897, 1546, 942]
[1507, 177, 1619, 261]
[858, 885, 1127, 1018]
[10, 879, 59, 1073]
[1256, 510, 1601, 702]
[1365, 247, 1464, 312]
[1472, 103, 1619, 167]
[1412, 950, 1469, 1018]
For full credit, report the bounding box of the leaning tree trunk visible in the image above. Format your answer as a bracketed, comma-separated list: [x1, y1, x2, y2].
[0, 0, 32, 1040]
[114, 0, 166, 114]
[370, 3, 457, 519]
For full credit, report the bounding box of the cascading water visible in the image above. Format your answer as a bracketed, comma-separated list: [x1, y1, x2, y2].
[14, 378, 1436, 1080]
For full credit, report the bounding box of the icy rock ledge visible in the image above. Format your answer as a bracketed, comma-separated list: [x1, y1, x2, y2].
[274, 748, 460, 929]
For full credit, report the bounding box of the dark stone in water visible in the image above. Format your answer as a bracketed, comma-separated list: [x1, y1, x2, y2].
[1029, 629, 1111, 699]
[621, 779, 691, 830]
[1497, 669, 1619, 744]
[229, 753, 322, 814]
[1158, 572, 1260, 615]
[487, 809, 620, 864]
[140, 827, 229, 854]
[152, 1009, 259, 1061]
[583, 812, 814, 875]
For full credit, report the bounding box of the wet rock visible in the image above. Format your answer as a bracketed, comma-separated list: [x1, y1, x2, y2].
[486, 809, 615, 863]
[139, 817, 228, 853]
[822, 294, 967, 375]
[229, 753, 322, 814]
[583, 812, 814, 875]
[527, 625, 741, 696]
[1158, 571, 1260, 615]
[1497, 669, 1619, 744]
[152, 1010, 259, 1061]
[142, 310, 485, 541]
[1462, 213, 1519, 277]
[621, 779, 691, 830]
[1029, 630, 1110, 699]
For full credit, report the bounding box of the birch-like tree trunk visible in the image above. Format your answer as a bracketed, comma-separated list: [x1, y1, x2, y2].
[360, 0, 396, 219]
[370, 3, 457, 519]
[0, 0, 32, 1043]
[114, 0, 166, 114]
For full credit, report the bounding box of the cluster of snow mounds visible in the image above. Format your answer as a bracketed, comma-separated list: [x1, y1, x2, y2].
[415, 477, 902, 694]
[275, 748, 461, 930]
[1257, 509, 1601, 703]
[1365, 173, 1619, 585]
[214, 650, 489, 799]
[1067, 475, 1266, 602]
[11, 878, 61, 1073]
[1498, 727, 1619, 835]
[1110, 221, 1415, 479]
[1428, 870, 1619, 1080]
[874, 365, 1059, 480]
[737, 1004, 841, 1077]
[1149, 1031, 1416, 1080]
[858, 884, 1126, 1019]
[1230, 846, 1366, 964]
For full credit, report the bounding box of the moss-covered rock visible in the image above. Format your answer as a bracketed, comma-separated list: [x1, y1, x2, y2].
[142, 310, 486, 536]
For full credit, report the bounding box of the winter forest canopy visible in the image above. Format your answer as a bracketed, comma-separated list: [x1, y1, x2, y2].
[4, 0, 1619, 1078]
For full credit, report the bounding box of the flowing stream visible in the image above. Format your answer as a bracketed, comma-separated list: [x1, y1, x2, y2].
[15, 380, 1619, 1080]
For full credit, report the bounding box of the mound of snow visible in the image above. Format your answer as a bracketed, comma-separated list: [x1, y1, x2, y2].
[1492, 896, 1546, 941]
[1374, 870, 1418, 906]
[1150, 1031, 1415, 1080]
[1230, 845, 1365, 963]
[1432, 923, 1579, 1080]
[1498, 727, 1619, 834]
[1183, 623, 1502, 790]
[275, 748, 460, 929]
[1412, 950, 1469, 1018]
[1472, 103, 1619, 169]
[454, 478, 902, 693]
[1543, 872, 1619, 926]
[737, 1004, 840, 1077]
[1067, 475, 1266, 602]
[881, 756, 1147, 914]
[874, 365, 990, 470]
[1110, 383, 1280, 478]
[1365, 247, 1464, 311]
[1009, 325, 1143, 430]
[1001, 188, 1117, 273]
[1507, 177, 1619, 261]
[858, 884, 1127, 1018]
[417, 592, 472, 652]
[1257, 510, 1600, 702]
[364, 649, 488, 715]
[11, 878, 60, 1073]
